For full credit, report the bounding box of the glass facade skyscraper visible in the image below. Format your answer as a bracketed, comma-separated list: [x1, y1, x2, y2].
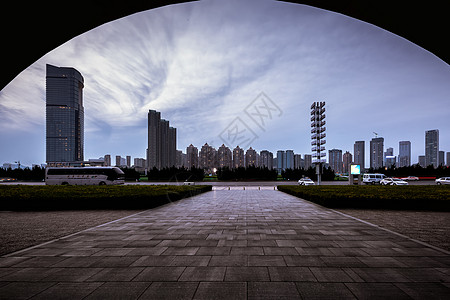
[46, 64, 84, 165]
[425, 129, 439, 168]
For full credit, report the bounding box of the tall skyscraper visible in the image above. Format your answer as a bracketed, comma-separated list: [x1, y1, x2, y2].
[384, 147, 395, 168]
[439, 151, 445, 166]
[446, 152, 450, 167]
[425, 129, 439, 168]
[294, 154, 302, 169]
[342, 151, 352, 173]
[126, 155, 131, 168]
[46, 64, 84, 166]
[245, 147, 257, 167]
[276, 150, 285, 174]
[147, 110, 176, 170]
[260, 150, 273, 169]
[233, 146, 245, 168]
[398, 141, 411, 167]
[285, 150, 294, 170]
[353, 141, 365, 171]
[328, 149, 343, 173]
[104, 154, 111, 166]
[370, 137, 384, 169]
[418, 155, 426, 168]
[218, 144, 232, 168]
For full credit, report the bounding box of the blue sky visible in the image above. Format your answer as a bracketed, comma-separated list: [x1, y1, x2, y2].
[1, 0, 449, 167]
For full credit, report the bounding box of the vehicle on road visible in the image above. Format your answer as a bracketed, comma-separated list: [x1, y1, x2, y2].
[45, 167, 125, 185]
[401, 176, 419, 181]
[0, 177, 17, 182]
[363, 173, 386, 185]
[435, 177, 450, 185]
[298, 178, 315, 186]
[380, 178, 408, 186]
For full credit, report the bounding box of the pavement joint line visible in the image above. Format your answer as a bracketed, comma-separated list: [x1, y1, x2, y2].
[2, 209, 152, 258]
[331, 208, 450, 255]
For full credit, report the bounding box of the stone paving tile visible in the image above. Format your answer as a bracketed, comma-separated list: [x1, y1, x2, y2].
[193, 282, 246, 300]
[1, 189, 450, 298]
[139, 282, 198, 300]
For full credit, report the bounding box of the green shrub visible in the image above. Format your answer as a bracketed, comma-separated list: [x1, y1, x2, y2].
[0, 185, 212, 211]
[277, 185, 450, 211]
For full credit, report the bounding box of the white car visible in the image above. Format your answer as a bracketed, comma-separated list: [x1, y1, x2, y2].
[435, 177, 450, 185]
[380, 178, 408, 186]
[298, 178, 315, 186]
[402, 176, 419, 181]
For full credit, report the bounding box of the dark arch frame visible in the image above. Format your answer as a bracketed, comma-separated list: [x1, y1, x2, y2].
[1, 0, 447, 90]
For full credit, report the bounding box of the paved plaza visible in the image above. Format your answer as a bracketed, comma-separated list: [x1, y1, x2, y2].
[0, 190, 449, 299]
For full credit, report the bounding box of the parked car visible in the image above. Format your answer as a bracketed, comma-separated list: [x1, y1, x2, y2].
[362, 173, 386, 185]
[380, 178, 408, 186]
[401, 176, 419, 181]
[435, 177, 450, 185]
[298, 178, 315, 186]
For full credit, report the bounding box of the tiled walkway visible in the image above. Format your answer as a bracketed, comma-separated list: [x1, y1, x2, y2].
[0, 190, 449, 299]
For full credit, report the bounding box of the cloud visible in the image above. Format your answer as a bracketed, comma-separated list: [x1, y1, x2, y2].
[0, 0, 449, 165]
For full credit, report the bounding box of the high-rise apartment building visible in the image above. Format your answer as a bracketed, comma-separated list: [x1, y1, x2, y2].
[285, 150, 294, 170]
[439, 151, 445, 166]
[186, 144, 198, 169]
[418, 155, 426, 168]
[260, 150, 273, 169]
[447, 152, 450, 167]
[370, 137, 384, 169]
[398, 141, 411, 167]
[126, 156, 131, 168]
[115, 155, 121, 167]
[304, 154, 312, 169]
[245, 147, 258, 167]
[46, 64, 84, 166]
[233, 146, 245, 168]
[276, 150, 285, 174]
[199, 143, 217, 172]
[218, 144, 232, 168]
[104, 154, 111, 166]
[425, 129, 439, 168]
[353, 141, 365, 171]
[384, 147, 395, 168]
[342, 151, 352, 173]
[294, 154, 303, 169]
[328, 149, 343, 173]
[147, 110, 176, 170]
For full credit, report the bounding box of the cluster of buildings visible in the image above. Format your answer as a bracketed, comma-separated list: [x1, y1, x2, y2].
[28, 64, 448, 174]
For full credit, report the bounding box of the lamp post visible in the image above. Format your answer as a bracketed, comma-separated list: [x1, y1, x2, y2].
[311, 102, 326, 185]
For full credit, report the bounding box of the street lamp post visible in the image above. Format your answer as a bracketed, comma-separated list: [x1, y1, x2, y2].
[311, 102, 326, 185]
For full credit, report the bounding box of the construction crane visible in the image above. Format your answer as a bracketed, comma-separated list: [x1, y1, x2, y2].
[373, 132, 378, 138]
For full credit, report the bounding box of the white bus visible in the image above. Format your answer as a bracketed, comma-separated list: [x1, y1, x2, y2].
[45, 167, 125, 185]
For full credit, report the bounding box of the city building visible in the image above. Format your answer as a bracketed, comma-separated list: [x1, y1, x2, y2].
[186, 144, 198, 169]
[260, 150, 273, 169]
[418, 155, 426, 168]
[425, 129, 439, 168]
[439, 151, 445, 166]
[115, 155, 121, 167]
[304, 154, 312, 169]
[233, 146, 245, 168]
[126, 156, 131, 168]
[245, 147, 258, 167]
[447, 152, 450, 167]
[46, 64, 84, 166]
[147, 110, 177, 170]
[328, 149, 343, 173]
[384, 147, 396, 168]
[398, 141, 411, 167]
[342, 151, 352, 174]
[286, 150, 294, 170]
[104, 154, 111, 166]
[134, 158, 146, 168]
[370, 137, 384, 169]
[276, 150, 285, 174]
[176, 150, 185, 168]
[218, 144, 232, 168]
[294, 154, 303, 169]
[353, 141, 365, 171]
[199, 143, 217, 172]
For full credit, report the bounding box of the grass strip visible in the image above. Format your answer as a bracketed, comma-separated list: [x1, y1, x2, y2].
[277, 185, 450, 211]
[0, 185, 212, 211]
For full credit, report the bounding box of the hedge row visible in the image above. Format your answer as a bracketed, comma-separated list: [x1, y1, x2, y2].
[277, 185, 450, 211]
[0, 185, 212, 211]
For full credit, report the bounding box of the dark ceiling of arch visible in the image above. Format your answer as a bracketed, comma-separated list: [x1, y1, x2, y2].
[1, 1, 447, 90]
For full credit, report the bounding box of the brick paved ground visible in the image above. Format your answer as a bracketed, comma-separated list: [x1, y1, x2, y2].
[0, 190, 449, 299]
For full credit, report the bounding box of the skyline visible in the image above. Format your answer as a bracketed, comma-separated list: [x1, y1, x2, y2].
[1, 0, 449, 166]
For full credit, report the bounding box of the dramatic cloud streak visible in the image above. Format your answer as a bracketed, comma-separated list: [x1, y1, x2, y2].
[1, 0, 449, 166]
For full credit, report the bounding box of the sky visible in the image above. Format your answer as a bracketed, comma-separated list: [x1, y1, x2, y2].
[0, 0, 449, 167]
